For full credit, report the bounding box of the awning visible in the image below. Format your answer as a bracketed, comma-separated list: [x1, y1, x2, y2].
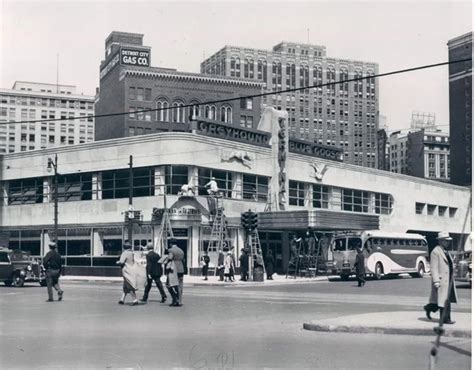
[257, 209, 379, 231]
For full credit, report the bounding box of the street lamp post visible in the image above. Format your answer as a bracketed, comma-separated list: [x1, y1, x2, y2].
[47, 154, 58, 245]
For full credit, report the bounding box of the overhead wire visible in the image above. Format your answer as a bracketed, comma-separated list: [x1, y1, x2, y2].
[0, 57, 471, 127]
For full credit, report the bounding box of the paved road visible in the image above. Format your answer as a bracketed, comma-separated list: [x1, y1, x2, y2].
[0, 276, 471, 369]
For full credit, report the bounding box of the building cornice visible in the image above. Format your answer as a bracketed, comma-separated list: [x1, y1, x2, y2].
[121, 68, 264, 88]
[0, 88, 95, 101]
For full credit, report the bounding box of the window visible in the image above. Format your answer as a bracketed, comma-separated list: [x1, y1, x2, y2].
[8, 178, 44, 204]
[205, 105, 216, 120]
[375, 193, 393, 215]
[240, 97, 253, 110]
[164, 165, 188, 195]
[220, 105, 232, 123]
[415, 202, 425, 215]
[102, 168, 154, 199]
[156, 100, 169, 121]
[427, 204, 436, 215]
[313, 184, 329, 209]
[438, 206, 447, 217]
[342, 189, 369, 212]
[53, 173, 93, 202]
[449, 207, 457, 218]
[145, 88, 152, 101]
[172, 101, 185, 123]
[198, 168, 232, 198]
[136, 88, 144, 101]
[243, 174, 268, 202]
[289, 180, 305, 206]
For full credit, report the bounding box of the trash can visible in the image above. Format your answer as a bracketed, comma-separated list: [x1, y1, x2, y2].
[253, 266, 264, 282]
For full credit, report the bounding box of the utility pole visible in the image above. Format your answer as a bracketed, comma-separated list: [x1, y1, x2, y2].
[47, 154, 58, 245]
[128, 155, 133, 246]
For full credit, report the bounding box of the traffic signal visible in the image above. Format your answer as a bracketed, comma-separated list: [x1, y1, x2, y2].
[249, 212, 258, 231]
[241, 211, 250, 230]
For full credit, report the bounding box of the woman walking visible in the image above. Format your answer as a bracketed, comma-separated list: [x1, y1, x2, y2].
[165, 252, 181, 307]
[265, 250, 275, 280]
[224, 249, 234, 282]
[116, 242, 138, 306]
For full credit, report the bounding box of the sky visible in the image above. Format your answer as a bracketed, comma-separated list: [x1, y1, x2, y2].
[0, 0, 472, 132]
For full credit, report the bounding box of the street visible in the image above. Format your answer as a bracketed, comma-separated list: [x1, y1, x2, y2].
[0, 276, 471, 369]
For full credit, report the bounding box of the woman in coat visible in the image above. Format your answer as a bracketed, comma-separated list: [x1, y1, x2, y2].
[424, 232, 458, 324]
[165, 255, 180, 307]
[265, 250, 275, 280]
[224, 251, 233, 282]
[116, 243, 138, 306]
[354, 247, 366, 287]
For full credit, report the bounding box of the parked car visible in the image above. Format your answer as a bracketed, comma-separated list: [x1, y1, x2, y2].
[454, 250, 472, 287]
[0, 247, 46, 287]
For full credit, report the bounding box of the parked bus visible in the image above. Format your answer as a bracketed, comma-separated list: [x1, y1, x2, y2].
[325, 230, 430, 280]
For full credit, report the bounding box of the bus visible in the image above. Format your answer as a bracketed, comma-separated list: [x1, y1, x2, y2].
[325, 230, 430, 280]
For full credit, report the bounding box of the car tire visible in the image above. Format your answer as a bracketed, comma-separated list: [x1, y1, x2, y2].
[4, 280, 12, 287]
[12, 274, 25, 288]
[374, 262, 384, 280]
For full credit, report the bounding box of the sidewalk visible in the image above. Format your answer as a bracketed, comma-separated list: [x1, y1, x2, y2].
[61, 273, 329, 286]
[303, 311, 472, 338]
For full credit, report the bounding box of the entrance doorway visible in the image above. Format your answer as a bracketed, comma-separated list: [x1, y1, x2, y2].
[171, 228, 189, 274]
[259, 231, 284, 273]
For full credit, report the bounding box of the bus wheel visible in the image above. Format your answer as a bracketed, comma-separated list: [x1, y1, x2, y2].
[340, 274, 350, 281]
[410, 262, 425, 278]
[374, 262, 384, 280]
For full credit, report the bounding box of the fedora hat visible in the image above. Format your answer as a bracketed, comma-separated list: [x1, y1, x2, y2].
[146, 242, 154, 250]
[437, 231, 452, 241]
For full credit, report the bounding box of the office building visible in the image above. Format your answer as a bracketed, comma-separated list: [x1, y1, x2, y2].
[95, 32, 263, 140]
[447, 32, 472, 186]
[0, 82, 95, 153]
[201, 41, 379, 167]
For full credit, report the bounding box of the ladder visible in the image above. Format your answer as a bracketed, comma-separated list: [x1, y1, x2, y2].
[204, 195, 229, 275]
[248, 228, 266, 280]
[156, 207, 174, 256]
[285, 237, 303, 279]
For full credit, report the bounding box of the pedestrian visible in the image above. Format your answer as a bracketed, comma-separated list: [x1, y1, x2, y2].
[164, 252, 180, 307]
[167, 239, 185, 306]
[116, 242, 138, 306]
[217, 248, 225, 281]
[201, 251, 210, 281]
[239, 248, 249, 281]
[265, 250, 275, 280]
[43, 241, 64, 302]
[140, 243, 167, 303]
[354, 247, 366, 287]
[224, 249, 233, 282]
[229, 246, 236, 282]
[424, 231, 458, 324]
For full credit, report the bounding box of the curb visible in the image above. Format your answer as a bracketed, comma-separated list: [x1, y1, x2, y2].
[302, 322, 471, 338]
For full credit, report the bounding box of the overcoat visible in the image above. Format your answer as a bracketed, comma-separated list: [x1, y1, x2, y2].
[354, 251, 365, 277]
[429, 245, 458, 307]
[118, 249, 137, 290]
[265, 254, 275, 276]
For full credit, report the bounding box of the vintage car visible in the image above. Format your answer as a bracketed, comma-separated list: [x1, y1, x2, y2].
[454, 251, 472, 287]
[0, 247, 46, 287]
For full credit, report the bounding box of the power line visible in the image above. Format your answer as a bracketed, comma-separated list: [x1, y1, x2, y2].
[1, 58, 471, 127]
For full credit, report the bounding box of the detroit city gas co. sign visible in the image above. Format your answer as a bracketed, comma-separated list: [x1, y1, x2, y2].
[120, 48, 150, 67]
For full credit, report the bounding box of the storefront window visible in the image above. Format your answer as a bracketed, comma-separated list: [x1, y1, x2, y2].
[164, 165, 188, 195]
[8, 177, 43, 205]
[7, 229, 41, 256]
[374, 193, 393, 215]
[198, 168, 232, 198]
[289, 180, 305, 206]
[242, 174, 268, 202]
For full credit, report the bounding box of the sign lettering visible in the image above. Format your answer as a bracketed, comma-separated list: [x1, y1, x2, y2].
[120, 48, 150, 67]
[196, 120, 270, 147]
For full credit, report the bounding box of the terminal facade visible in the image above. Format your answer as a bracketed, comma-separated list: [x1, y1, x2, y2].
[0, 109, 470, 276]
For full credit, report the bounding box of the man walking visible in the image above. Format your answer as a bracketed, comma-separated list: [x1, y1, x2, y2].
[354, 247, 366, 287]
[424, 231, 458, 324]
[43, 241, 63, 302]
[239, 248, 249, 281]
[141, 243, 167, 303]
[167, 239, 185, 306]
[201, 251, 210, 281]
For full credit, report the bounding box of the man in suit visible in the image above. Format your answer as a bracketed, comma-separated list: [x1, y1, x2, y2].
[141, 243, 166, 303]
[43, 242, 64, 302]
[424, 231, 458, 324]
[167, 239, 185, 306]
[354, 247, 366, 287]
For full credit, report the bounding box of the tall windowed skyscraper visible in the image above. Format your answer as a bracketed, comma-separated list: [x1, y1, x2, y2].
[447, 32, 472, 186]
[201, 42, 379, 167]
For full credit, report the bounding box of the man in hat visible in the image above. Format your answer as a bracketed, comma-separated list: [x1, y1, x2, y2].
[424, 231, 458, 324]
[205, 177, 219, 196]
[43, 241, 63, 302]
[167, 239, 185, 306]
[141, 242, 167, 303]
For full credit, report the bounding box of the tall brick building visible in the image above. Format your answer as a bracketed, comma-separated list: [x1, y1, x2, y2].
[447, 32, 472, 186]
[95, 32, 262, 140]
[201, 42, 379, 167]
